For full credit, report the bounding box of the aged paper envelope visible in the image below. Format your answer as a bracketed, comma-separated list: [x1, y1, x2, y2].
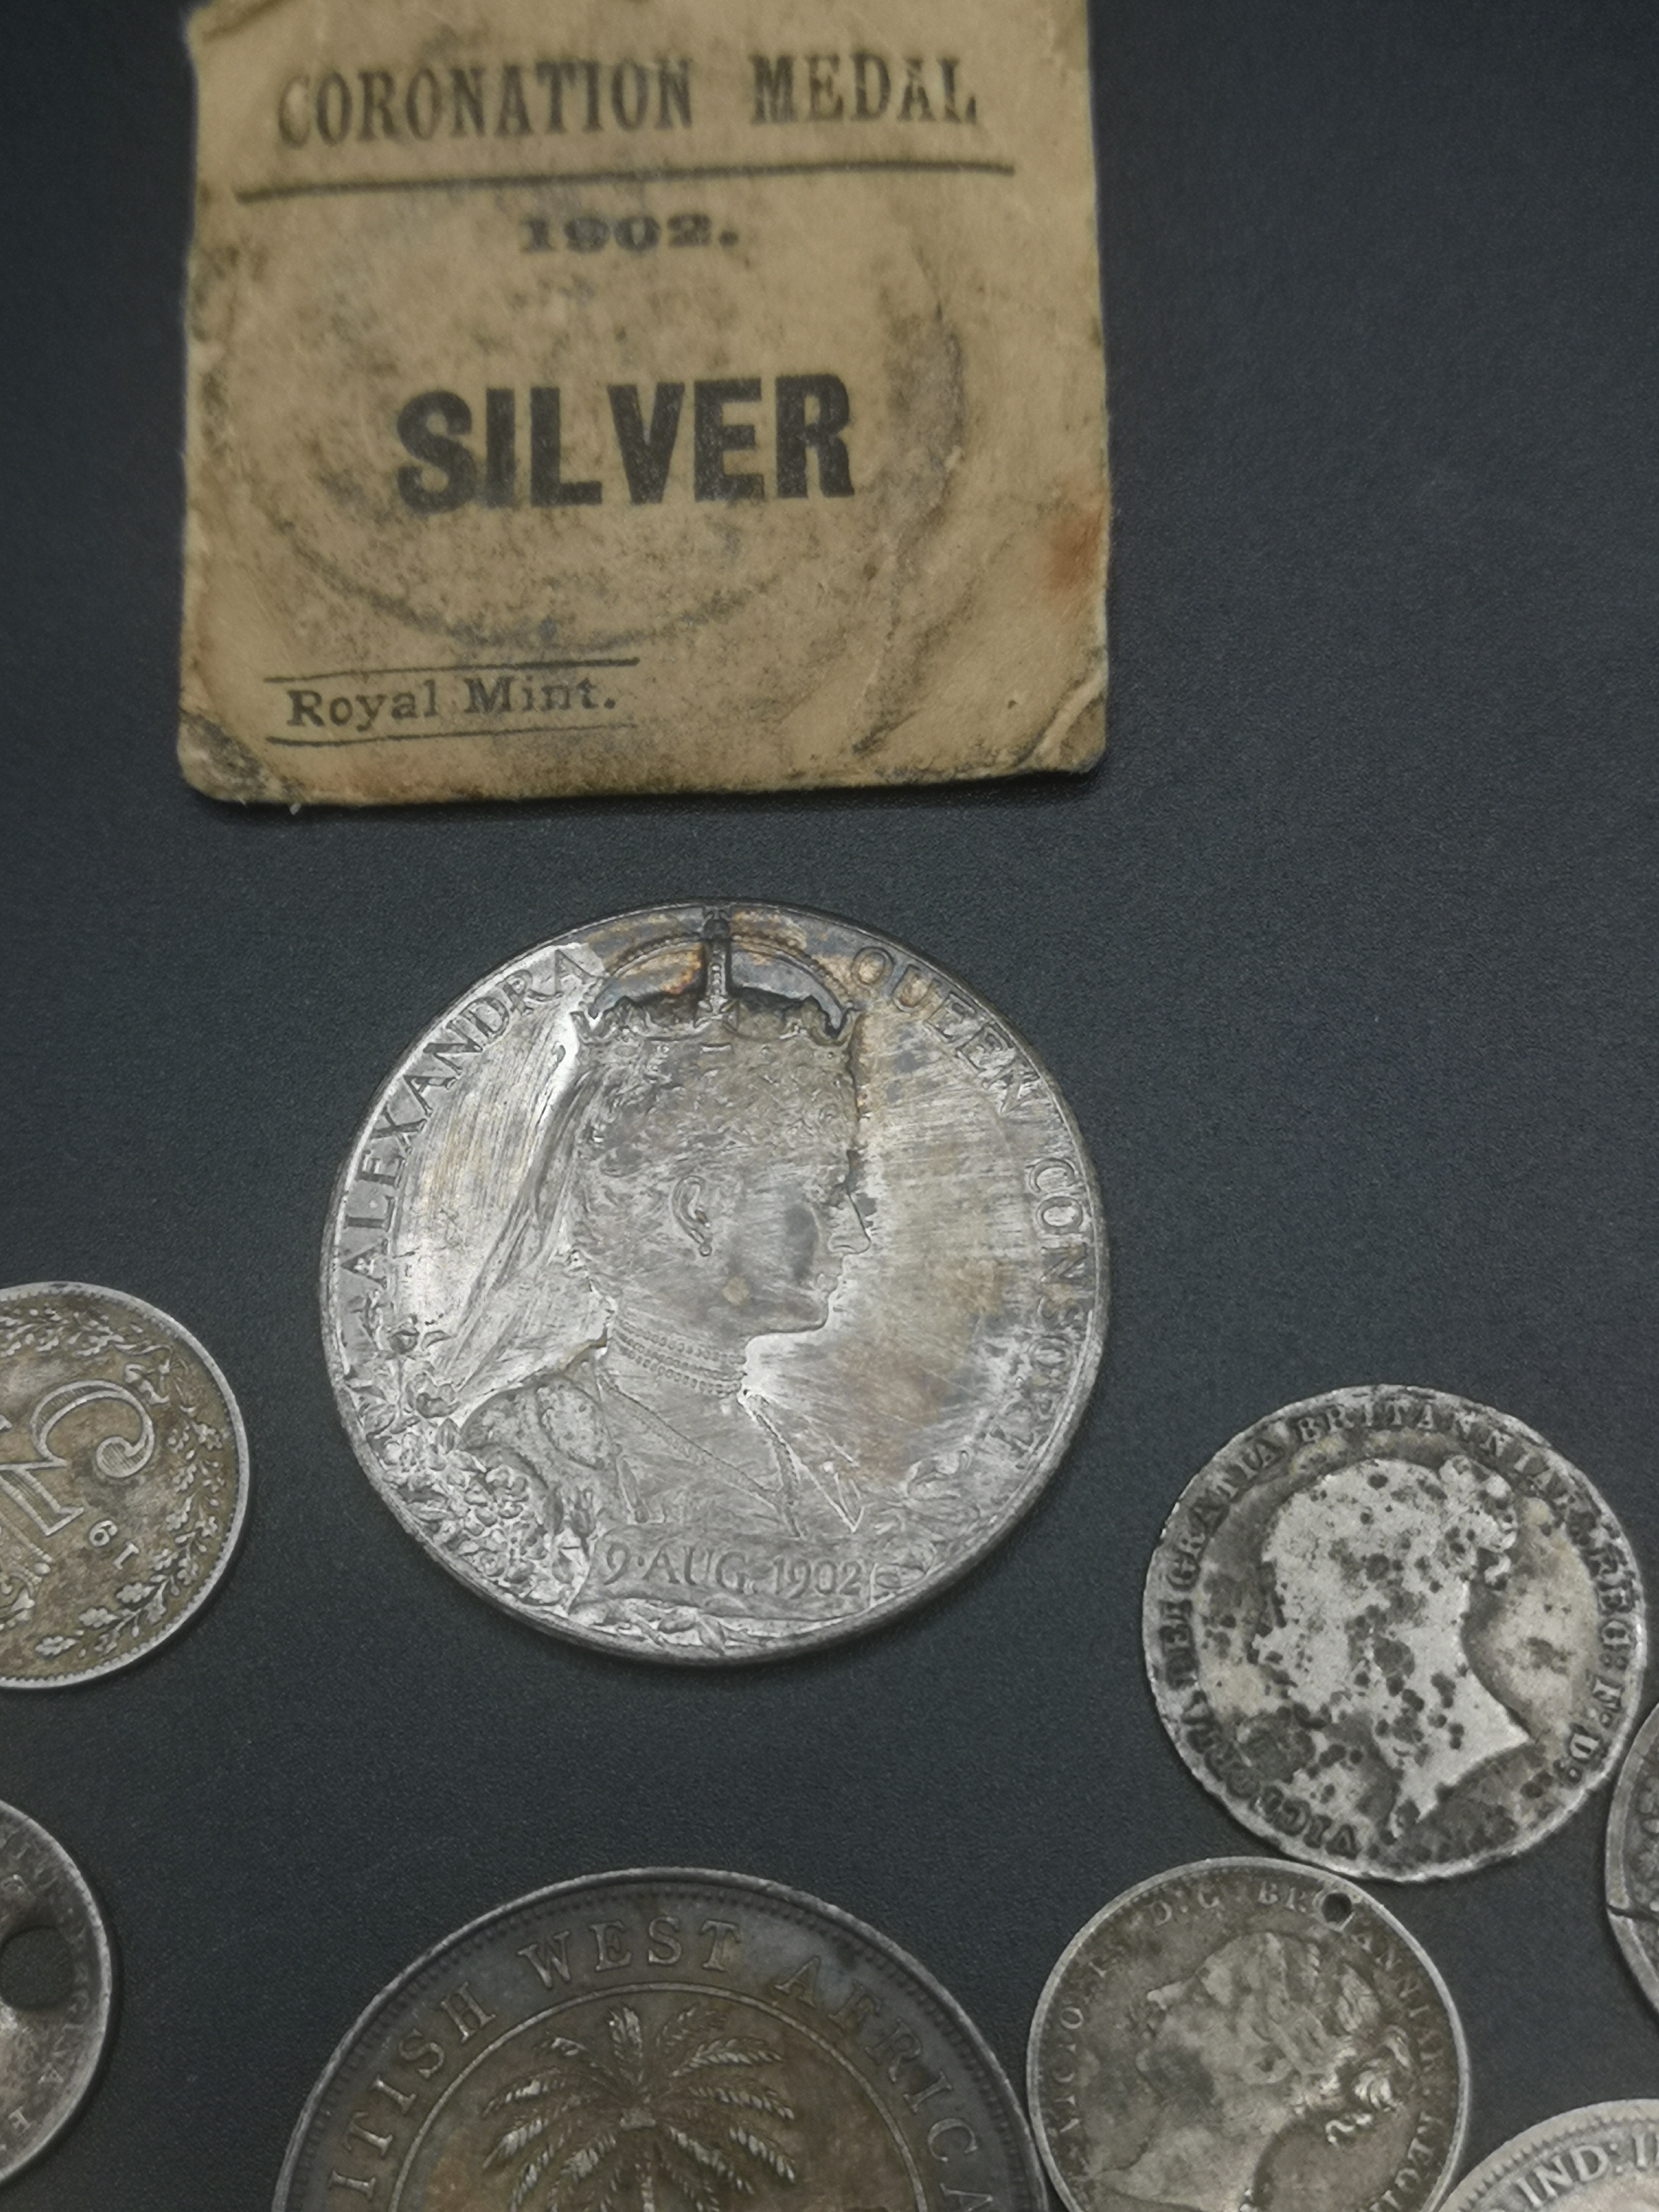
[181, 0, 1107, 803]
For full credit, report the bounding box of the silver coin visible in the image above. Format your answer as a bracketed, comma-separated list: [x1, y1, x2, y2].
[1143, 1386, 1646, 1880]
[0, 1283, 250, 1686]
[1604, 1704, 1659, 2015]
[1436, 2103, 1659, 2212]
[1027, 1858, 1467, 2212]
[0, 1800, 115, 2183]
[321, 903, 1105, 1661]
[274, 1865, 1045, 2212]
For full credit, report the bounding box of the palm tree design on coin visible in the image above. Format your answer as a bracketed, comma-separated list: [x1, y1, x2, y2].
[481, 2000, 801, 2212]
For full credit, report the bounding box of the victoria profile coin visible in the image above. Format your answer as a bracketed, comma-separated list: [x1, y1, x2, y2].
[322, 903, 1105, 1660]
[0, 1284, 250, 1686]
[1436, 2103, 1659, 2212]
[1027, 1858, 1467, 2212]
[1144, 1387, 1646, 1880]
[275, 1866, 1046, 2212]
[1605, 1704, 1659, 2016]
[0, 1800, 115, 2182]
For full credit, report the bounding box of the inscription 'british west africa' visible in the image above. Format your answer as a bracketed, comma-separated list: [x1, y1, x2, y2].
[182, 0, 1108, 805]
[1027, 1860, 1467, 2212]
[273, 1868, 1047, 2212]
[320, 905, 1106, 1661]
[1143, 1388, 1646, 1881]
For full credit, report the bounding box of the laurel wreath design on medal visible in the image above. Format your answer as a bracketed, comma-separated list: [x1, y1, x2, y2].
[482, 2001, 799, 2212]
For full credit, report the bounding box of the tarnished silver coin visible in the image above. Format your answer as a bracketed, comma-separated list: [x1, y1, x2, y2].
[0, 1284, 250, 1686]
[1027, 1858, 1467, 2212]
[275, 1866, 1045, 2212]
[1437, 2103, 1659, 2212]
[0, 1800, 115, 2182]
[322, 903, 1105, 1661]
[1144, 1386, 1646, 1880]
[1605, 1704, 1659, 2015]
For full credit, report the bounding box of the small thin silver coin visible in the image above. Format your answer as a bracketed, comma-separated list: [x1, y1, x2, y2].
[1605, 1704, 1659, 2014]
[322, 904, 1106, 1661]
[0, 1284, 250, 1686]
[1436, 2103, 1659, 2212]
[1027, 1858, 1467, 2212]
[0, 1800, 115, 2183]
[1144, 1386, 1646, 1880]
[274, 1866, 1045, 2212]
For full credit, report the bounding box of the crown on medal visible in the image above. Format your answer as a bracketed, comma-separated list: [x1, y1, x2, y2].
[572, 916, 857, 1151]
[577, 915, 850, 1057]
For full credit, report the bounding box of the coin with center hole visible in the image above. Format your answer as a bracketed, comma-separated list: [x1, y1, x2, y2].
[321, 904, 1106, 1661]
[274, 1866, 1045, 2212]
[0, 1284, 250, 1686]
[1436, 2102, 1659, 2212]
[0, 1801, 114, 2183]
[1143, 1386, 1646, 1880]
[1026, 1858, 1467, 2212]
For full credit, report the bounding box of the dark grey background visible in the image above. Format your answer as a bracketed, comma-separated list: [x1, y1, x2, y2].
[4, 0, 1659, 2202]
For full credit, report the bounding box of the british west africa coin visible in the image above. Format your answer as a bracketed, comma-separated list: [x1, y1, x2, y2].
[1143, 1387, 1646, 1881]
[321, 903, 1106, 1661]
[274, 1866, 1047, 2212]
[1027, 1858, 1467, 2212]
[1436, 2103, 1659, 2212]
[1604, 1704, 1659, 2016]
[0, 1800, 115, 2183]
[0, 1283, 250, 1686]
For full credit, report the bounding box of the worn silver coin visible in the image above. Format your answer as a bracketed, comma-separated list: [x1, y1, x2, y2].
[1604, 1704, 1659, 2015]
[274, 1866, 1045, 2212]
[1027, 1858, 1467, 2212]
[1437, 2103, 1659, 2212]
[0, 1283, 250, 1686]
[321, 903, 1105, 1661]
[0, 1800, 115, 2182]
[1144, 1386, 1646, 1880]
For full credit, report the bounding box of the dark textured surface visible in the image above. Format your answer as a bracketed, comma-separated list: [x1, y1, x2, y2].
[4, 1, 1659, 2202]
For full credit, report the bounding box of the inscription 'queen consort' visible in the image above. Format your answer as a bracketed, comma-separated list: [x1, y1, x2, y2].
[321, 904, 1107, 1662]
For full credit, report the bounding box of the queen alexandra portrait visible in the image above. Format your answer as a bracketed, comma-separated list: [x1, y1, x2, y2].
[438, 921, 872, 1560]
